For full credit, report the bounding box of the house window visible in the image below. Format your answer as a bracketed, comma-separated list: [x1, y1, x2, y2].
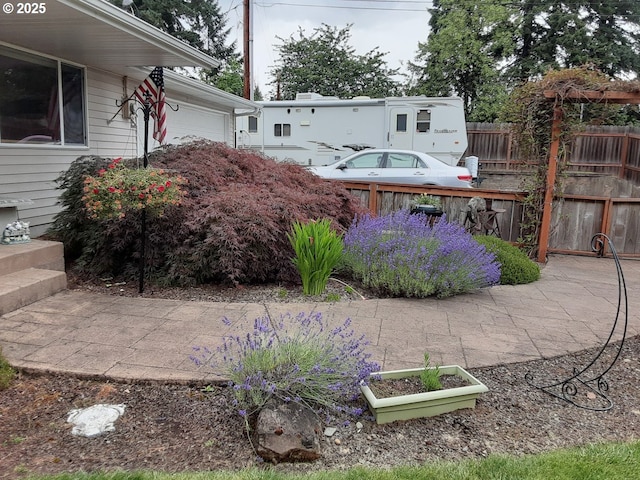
[416, 109, 431, 133]
[0, 45, 87, 145]
[248, 116, 258, 133]
[396, 113, 407, 132]
[274, 123, 291, 137]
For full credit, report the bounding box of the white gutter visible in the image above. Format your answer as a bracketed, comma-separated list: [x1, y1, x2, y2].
[58, 0, 220, 69]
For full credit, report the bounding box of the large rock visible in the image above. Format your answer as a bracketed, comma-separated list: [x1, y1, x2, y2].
[254, 400, 322, 463]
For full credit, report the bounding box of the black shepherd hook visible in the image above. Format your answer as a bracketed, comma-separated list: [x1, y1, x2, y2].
[124, 92, 179, 293]
[524, 233, 628, 411]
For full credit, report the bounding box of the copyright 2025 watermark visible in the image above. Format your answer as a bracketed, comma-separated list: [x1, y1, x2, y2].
[3, 2, 47, 14]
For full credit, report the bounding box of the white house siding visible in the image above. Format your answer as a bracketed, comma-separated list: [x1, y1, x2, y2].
[0, 67, 137, 236]
[136, 87, 234, 155]
[87, 69, 139, 158]
[163, 101, 227, 145]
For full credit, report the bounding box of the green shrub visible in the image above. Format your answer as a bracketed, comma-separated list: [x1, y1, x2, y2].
[288, 219, 344, 295]
[474, 235, 541, 285]
[0, 347, 15, 390]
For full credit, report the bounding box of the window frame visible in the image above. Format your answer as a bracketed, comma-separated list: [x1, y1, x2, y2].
[416, 109, 431, 133]
[347, 152, 384, 168]
[248, 115, 258, 133]
[396, 113, 408, 132]
[274, 123, 291, 137]
[386, 153, 427, 169]
[0, 43, 88, 147]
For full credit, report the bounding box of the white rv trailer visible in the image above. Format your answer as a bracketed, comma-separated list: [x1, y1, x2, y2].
[236, 93, 468, 167]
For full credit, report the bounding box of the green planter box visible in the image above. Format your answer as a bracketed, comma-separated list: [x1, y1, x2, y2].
[360, 365, 489, 424]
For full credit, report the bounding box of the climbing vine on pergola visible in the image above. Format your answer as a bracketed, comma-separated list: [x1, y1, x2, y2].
[501, 67, 640, 262]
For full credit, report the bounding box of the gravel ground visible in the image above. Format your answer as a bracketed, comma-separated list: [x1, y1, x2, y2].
[1, 278, 639, 478]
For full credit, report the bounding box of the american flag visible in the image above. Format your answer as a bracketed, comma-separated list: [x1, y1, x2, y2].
[134, 67, 167, 144]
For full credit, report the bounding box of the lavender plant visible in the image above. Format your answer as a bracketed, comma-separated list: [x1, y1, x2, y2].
[288, 219, 344, 295]
[192, 312, 380, 418]
[341, 209, 501, 298]
[420, 352, 442, 391]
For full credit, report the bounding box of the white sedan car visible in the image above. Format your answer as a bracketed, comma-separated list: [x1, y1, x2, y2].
[308, 149, 473, 188]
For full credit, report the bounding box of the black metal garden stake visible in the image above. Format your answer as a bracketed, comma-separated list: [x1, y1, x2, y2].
[525, 233, 628, 411]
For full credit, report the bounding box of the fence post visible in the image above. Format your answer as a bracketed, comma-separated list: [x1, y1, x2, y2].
[538, 107, 563, 263]
[620, 133, 630, 179]
[368, 183, 378, 215]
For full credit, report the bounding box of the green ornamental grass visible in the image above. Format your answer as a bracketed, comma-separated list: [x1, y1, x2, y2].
[288, 219, 344, 295]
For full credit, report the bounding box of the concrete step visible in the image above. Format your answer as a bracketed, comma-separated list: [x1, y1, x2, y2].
[0, 268, 68, 315]
[0, 240, 65, 276]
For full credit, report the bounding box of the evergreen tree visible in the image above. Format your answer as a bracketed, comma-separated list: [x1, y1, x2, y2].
[112, 0, 240, 80]
[411, 0, 640, 121]
[508, 0, 640, 80]
[409, 0, 513, 121]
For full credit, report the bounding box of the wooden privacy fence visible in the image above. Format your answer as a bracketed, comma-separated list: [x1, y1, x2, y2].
[467, 123, 640, 184]
[340, 181, 640, 258]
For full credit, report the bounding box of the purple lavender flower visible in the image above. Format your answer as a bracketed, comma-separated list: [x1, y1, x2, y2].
[191, 311, 380, 421]
[342, 209, 500, 298]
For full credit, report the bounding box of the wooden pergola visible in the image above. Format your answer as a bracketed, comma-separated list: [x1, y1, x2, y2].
[538, 89, 640, 263]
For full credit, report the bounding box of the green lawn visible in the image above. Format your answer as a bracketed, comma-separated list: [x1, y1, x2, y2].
[28, 440, 640, 480]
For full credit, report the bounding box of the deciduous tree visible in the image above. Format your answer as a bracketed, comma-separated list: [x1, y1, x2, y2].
[270, 24, 399, 100]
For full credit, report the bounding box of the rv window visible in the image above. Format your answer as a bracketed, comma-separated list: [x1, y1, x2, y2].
[0, 45, 87, 145]
[248, 116, 258, 133]
[416, 110, 431, 133]
[274, 123, 291, 137]
[396, 114, 407, 132]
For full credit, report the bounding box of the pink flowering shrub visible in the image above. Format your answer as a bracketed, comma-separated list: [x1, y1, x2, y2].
[82, 158, 186, 219]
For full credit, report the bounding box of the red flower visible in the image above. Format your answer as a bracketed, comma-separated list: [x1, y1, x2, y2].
[139, 193, 145, 199]
[108, 186, 116, 193]
[98, 169, 106, 176]
[157, 185, 165, 193]
[93, 188, 99, 194]
[165, 180, 172, 187]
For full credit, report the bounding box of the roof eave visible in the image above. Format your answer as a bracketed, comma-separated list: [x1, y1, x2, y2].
[59, 0, 220, 69]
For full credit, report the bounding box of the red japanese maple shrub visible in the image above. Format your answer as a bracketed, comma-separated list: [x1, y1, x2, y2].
[50, 141, 366, 286]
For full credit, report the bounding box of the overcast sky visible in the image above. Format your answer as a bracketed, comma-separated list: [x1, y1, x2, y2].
[217, 0, 432, 97]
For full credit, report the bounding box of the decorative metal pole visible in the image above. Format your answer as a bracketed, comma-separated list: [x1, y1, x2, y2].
[525, 233, 628, 411]
[139, 93, 151, 293]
